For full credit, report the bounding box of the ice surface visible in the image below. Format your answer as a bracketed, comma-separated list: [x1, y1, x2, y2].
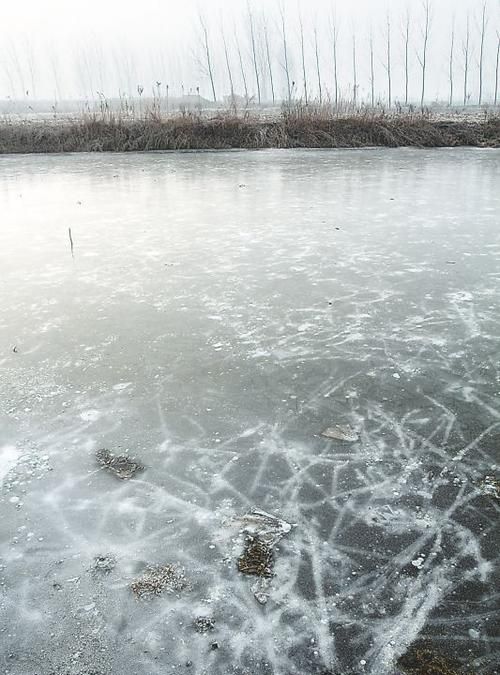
[0, 149, 499, 674]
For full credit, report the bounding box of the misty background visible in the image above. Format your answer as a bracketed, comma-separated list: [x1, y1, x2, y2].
[1, 0, 499, 109]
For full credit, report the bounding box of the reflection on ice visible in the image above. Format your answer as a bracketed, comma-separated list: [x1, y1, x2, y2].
[0, 149, 499, 674]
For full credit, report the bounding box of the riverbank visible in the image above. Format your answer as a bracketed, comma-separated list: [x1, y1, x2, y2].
[1, 110, 499, 153]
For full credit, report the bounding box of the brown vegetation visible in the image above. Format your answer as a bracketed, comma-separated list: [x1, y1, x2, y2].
[237, 535, 274, 578]
[1, 109, 499, 153]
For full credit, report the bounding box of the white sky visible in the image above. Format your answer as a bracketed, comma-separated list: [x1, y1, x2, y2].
[1, 0, 499, 104]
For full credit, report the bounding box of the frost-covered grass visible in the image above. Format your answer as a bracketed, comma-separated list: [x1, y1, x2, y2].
[0, 107, 499, 153]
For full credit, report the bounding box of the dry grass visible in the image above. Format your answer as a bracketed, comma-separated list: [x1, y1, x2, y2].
[0, 108, 499, 153]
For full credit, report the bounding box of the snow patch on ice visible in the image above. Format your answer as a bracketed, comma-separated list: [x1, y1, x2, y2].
[79, 409, 102, 422]
[0, 445, 20, 485]
[113, 382, 132, 391]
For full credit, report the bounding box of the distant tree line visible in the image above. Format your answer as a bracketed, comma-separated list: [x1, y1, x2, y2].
[1, 0, 499, 109]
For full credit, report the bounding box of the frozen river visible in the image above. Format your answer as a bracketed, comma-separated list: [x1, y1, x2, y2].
[0, 149, 499, 675]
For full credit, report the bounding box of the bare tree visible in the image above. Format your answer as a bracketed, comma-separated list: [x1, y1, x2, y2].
[94, 41, 107, 98]
[279, 1, 292, 102]
[263, 20, 275, 105]
[49, 46, 62, 102]
[495, 31, 500, 106]
[370, 29, 375, 107]
[299, 7, 309, 104]
[463, 13, 471, 106]
[11, 43, 28, 98]
[402, 8, 411, 106]
[416, 0, 431, 109]
[199, 13, 217, 102]
[236, 33, 249, 104]
[477, 2, 487, 106]
[330, 7, 339, 107]
[314, 24, 323, 104]
[2, 60, 16, 100]
[383, 13, 392, 108]
[221, 24, 235, 104]
[112, 44, 134, 99]
[25, 39, 37, 100]
[352, 31, 357, 106]
[75, 44, 96, 100]
[449, 16, 455, 106]
[248, 1, 261, 105]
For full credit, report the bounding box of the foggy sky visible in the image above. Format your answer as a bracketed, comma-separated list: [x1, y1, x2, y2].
[1, 0, 499, 105]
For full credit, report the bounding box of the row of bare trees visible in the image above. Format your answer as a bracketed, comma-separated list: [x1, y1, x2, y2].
[1, 1, 499, 108]
[196, 1, 500, 109]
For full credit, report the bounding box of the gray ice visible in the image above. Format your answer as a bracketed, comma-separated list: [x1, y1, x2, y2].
[0, 149, 499, 675]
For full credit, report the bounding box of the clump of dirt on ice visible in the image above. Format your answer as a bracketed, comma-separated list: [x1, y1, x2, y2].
[96, 448, 144, 480]
[237, 536, 274, 578]
[131, 564, 189, 599]
[91, 554, 117, 574]
[229, 509, 294, 604]
[398, 645, 464, 675]
[193, 616, 216, 633]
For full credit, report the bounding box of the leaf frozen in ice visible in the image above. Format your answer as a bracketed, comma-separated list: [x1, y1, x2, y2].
[321, 424, 359, 442]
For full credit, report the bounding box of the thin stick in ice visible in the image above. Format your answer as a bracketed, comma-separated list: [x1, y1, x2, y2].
[68, 227, 74, 258]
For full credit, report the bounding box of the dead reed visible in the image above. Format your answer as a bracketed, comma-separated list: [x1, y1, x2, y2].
[0, 107, 498, 153]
